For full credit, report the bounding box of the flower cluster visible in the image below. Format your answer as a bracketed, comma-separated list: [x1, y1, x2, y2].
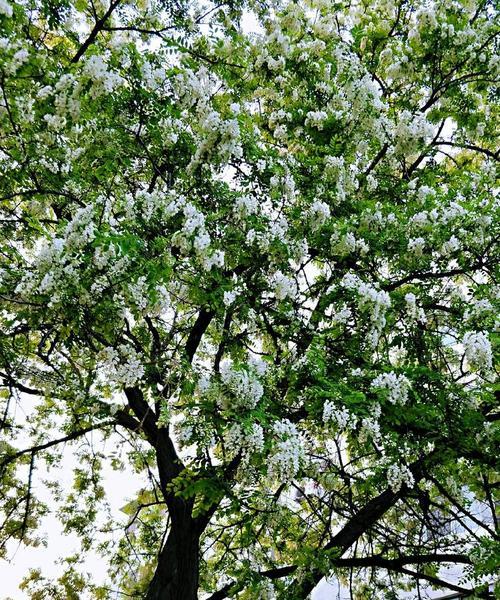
[308, 199, 331, 230]
[386, 463, 415, 493]
[462, 331, 493, 372]
[359, 415, 381, 443]
[323, 401, 356, 430]
[332, 232, 369, 256]
[304, 110, 328, 129]
[394, 110, 433, 156]
[219, 360, 264, 409]
[268, 419, 305, 481]
[407, 237, 426, 256]
[270, 271, 298, 302]
[101, 345, 145, 387]
[0, 0, 12, 17]
[371, 372, 411, 405]
[234, 195, 259, 219]
[224, 422, 265, 459]
[83, 54, 124, 98]
[404, 293, 426, 323]
[341, 274, 391, 347]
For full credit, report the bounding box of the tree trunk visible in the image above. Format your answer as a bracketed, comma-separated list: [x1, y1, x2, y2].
[145, 519, 200, 600]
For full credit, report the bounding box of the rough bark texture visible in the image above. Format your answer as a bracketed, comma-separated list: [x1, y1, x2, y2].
[145, 518, 200, 600]
[145, 417, 201, 600]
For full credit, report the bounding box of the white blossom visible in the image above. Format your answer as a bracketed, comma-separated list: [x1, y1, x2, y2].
[202, 249, 225, 271]
[305, 110, 328, 129]
[83, 54, 123, 97]
[323, 401, 356, 430]
[441, 235, 461, 256]
[359, 416, 381, 443]
[464, 299, 493, 322]
[0, 0, 13, 17]
[268, 419, 304, 481]
[386, 463, 415, 493]
[405, 292, 426, 323]
[220, 360, 264, 409]
[462, 331, 493, 371]
[225, 423, 264, 458]
[407, 237, 426, 256]
[308, 199, 331, 229]
[270, 271, 297, 301]
[101, 345, 145, 387]
[371, 372, 411, 404]
[234, 195, 258, 218]
[223, 290, 237, 307]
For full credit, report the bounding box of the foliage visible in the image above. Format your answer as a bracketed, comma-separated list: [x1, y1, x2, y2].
[0, 0, 498, 598]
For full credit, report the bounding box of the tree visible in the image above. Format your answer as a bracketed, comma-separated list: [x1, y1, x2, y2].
[0, 0, 498, 598]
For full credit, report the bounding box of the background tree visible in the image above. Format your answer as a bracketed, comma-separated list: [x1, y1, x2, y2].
[0, 0, 498, 598]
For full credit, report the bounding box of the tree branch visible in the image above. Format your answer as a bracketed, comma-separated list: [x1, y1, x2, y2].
[71, 0, 122, 63]
[185, 308, 214, 363]
[0, 421, 113, 470]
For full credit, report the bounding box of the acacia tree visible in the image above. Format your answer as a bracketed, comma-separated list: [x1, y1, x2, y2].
[0, 0, 498, 598]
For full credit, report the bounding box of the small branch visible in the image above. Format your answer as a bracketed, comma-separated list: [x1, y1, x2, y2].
[185, 308, 214, 363]
[432, 140, 499, 161]
[363, 143, 388, 177]
[71, 0, 122, 63]
[0, 373, 41, 395]
[0, 421, 113, 470]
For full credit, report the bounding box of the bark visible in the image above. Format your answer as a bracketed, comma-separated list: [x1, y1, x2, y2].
[145, 418, 200, 600]
[145, 514, 200, 600]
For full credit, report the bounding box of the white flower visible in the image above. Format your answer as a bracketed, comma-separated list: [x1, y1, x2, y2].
[266, 55, 285, 71]
[0, 0, 13, 17]
[43, 113, 67, 131]
[308, 199, 331, 229]
[270, 271, 297, 301]
[410, 211, 429, 227]
[249, 354, 268, 376]
[225, 423, 264, 458]
[366, 174, 378, 191]
[341, 274, 391, 347]
[331, 305, 352, 326]
[268, 419, 304, 481]
[304, 110, 328, 130]
[128, 276, 148, 311]
[94, 243, 116, 269]
[39, 272, 56, 294]
[220, 360, 264, 409]
[149, 284, 171, 317]
[371, 372, 411, 404]
[405, 292, 426, 323]
[246, 229, 257, 244]
[101, 345, 145, 387]
[193, 230, 211, 253]
[37, 85, 53, 99]
[359, 416, 381, 443]
[464, 298, 493, 322]
[83, 54, 123, 97]
[323, 401, 355, 430]
[441, 235, 461, 256]
[223, 290, 237, 306]
[462, 331, 492, 371]
[387, 463, 415, 493]
[407, 237, 425, 256]
[234, 195, 258, 218]
[202, 249, 225, 271]
[394, 110, 433, 156]
[197, 373, 211, 394]
[183, 203, 205, 235]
